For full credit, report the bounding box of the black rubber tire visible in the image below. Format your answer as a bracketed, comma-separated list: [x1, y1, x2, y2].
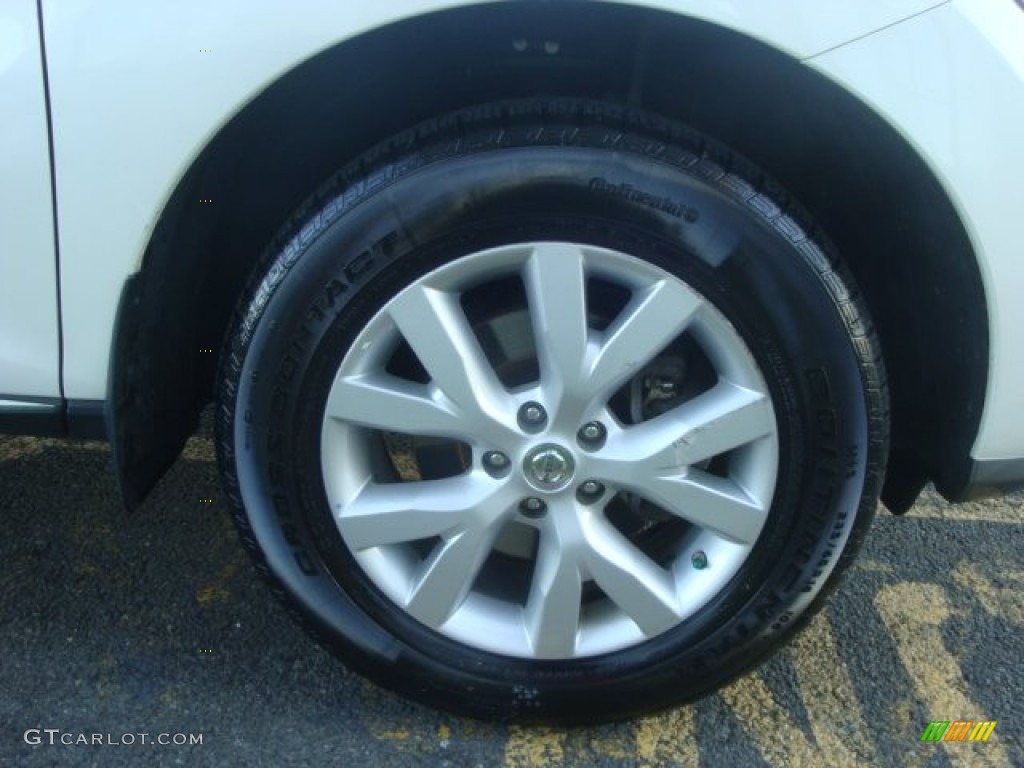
[215, 100, 888, 724]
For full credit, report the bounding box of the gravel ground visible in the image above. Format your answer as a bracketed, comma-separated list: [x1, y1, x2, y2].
[0, 425, 1021, 767]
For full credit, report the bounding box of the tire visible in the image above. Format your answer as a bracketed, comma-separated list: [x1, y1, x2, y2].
[215, 100, 888, 724]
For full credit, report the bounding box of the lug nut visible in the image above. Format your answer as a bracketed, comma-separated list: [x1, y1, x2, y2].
[518, 401, 548, 431]
[483, 451, 510, 476]
[576, 480, 606, 503]
[577, 421, 607, 449]
[520, 497, 548, 517]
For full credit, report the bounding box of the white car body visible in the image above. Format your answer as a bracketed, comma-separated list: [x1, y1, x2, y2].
[2, 0, 1023, 502]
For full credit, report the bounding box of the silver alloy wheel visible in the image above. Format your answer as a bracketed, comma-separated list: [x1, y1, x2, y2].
[320, 242, 779, 659]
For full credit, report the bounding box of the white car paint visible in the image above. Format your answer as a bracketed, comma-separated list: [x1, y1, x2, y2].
[0, 0, 60, 398]
[810, 0, 1024, 460]
[626, 0, 950, 57]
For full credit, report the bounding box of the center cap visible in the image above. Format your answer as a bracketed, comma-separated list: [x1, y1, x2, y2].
[523, 444, 576, 492]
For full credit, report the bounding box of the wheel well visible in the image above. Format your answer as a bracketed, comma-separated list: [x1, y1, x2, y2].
[111, 1, 985, 510]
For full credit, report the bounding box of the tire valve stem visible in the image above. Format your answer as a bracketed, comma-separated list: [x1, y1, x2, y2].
[691, 550, 709, 570]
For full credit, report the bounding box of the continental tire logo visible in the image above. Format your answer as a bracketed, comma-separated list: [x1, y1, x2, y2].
[587, 177, 699, 221]
[920, 720, 997, 742]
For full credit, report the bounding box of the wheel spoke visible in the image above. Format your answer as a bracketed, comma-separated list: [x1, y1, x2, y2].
[589, 279, 703, 399]
[338, 475, 498, 551]
[524, 515, 583, 658]
[605, 381, 774, 471]
[523, 243, 589, 394]
[581, 513, 681, 636]
[325, 373, 470, 440]
[640, 470, 769, 546]
[668, 382, 774, 465]
[387, 283, 514, 441]
[405, 522, 504, 628]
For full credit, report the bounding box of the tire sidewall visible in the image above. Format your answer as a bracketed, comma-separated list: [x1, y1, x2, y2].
[222, 121, 880, 720]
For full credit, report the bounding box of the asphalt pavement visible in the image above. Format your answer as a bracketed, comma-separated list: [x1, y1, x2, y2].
[0, 421, 1021, 767]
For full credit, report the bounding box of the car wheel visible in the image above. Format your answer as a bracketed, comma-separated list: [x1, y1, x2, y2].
[216, 100, 888, 723]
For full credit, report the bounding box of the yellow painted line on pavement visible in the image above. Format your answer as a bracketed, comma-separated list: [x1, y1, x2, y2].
[572, 729, 632, 762]
[789, 612, 877, 764]
[635, 706, 698, 768]
[0, 436, 46, 461]
[719, 612, 872, 768]
[851, 559, 896, 574]
[952, 561, 1024, 625]
[180, 435, 216, 461]
[874, 583, 1010, 768]
[504, 726, 566, 767]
